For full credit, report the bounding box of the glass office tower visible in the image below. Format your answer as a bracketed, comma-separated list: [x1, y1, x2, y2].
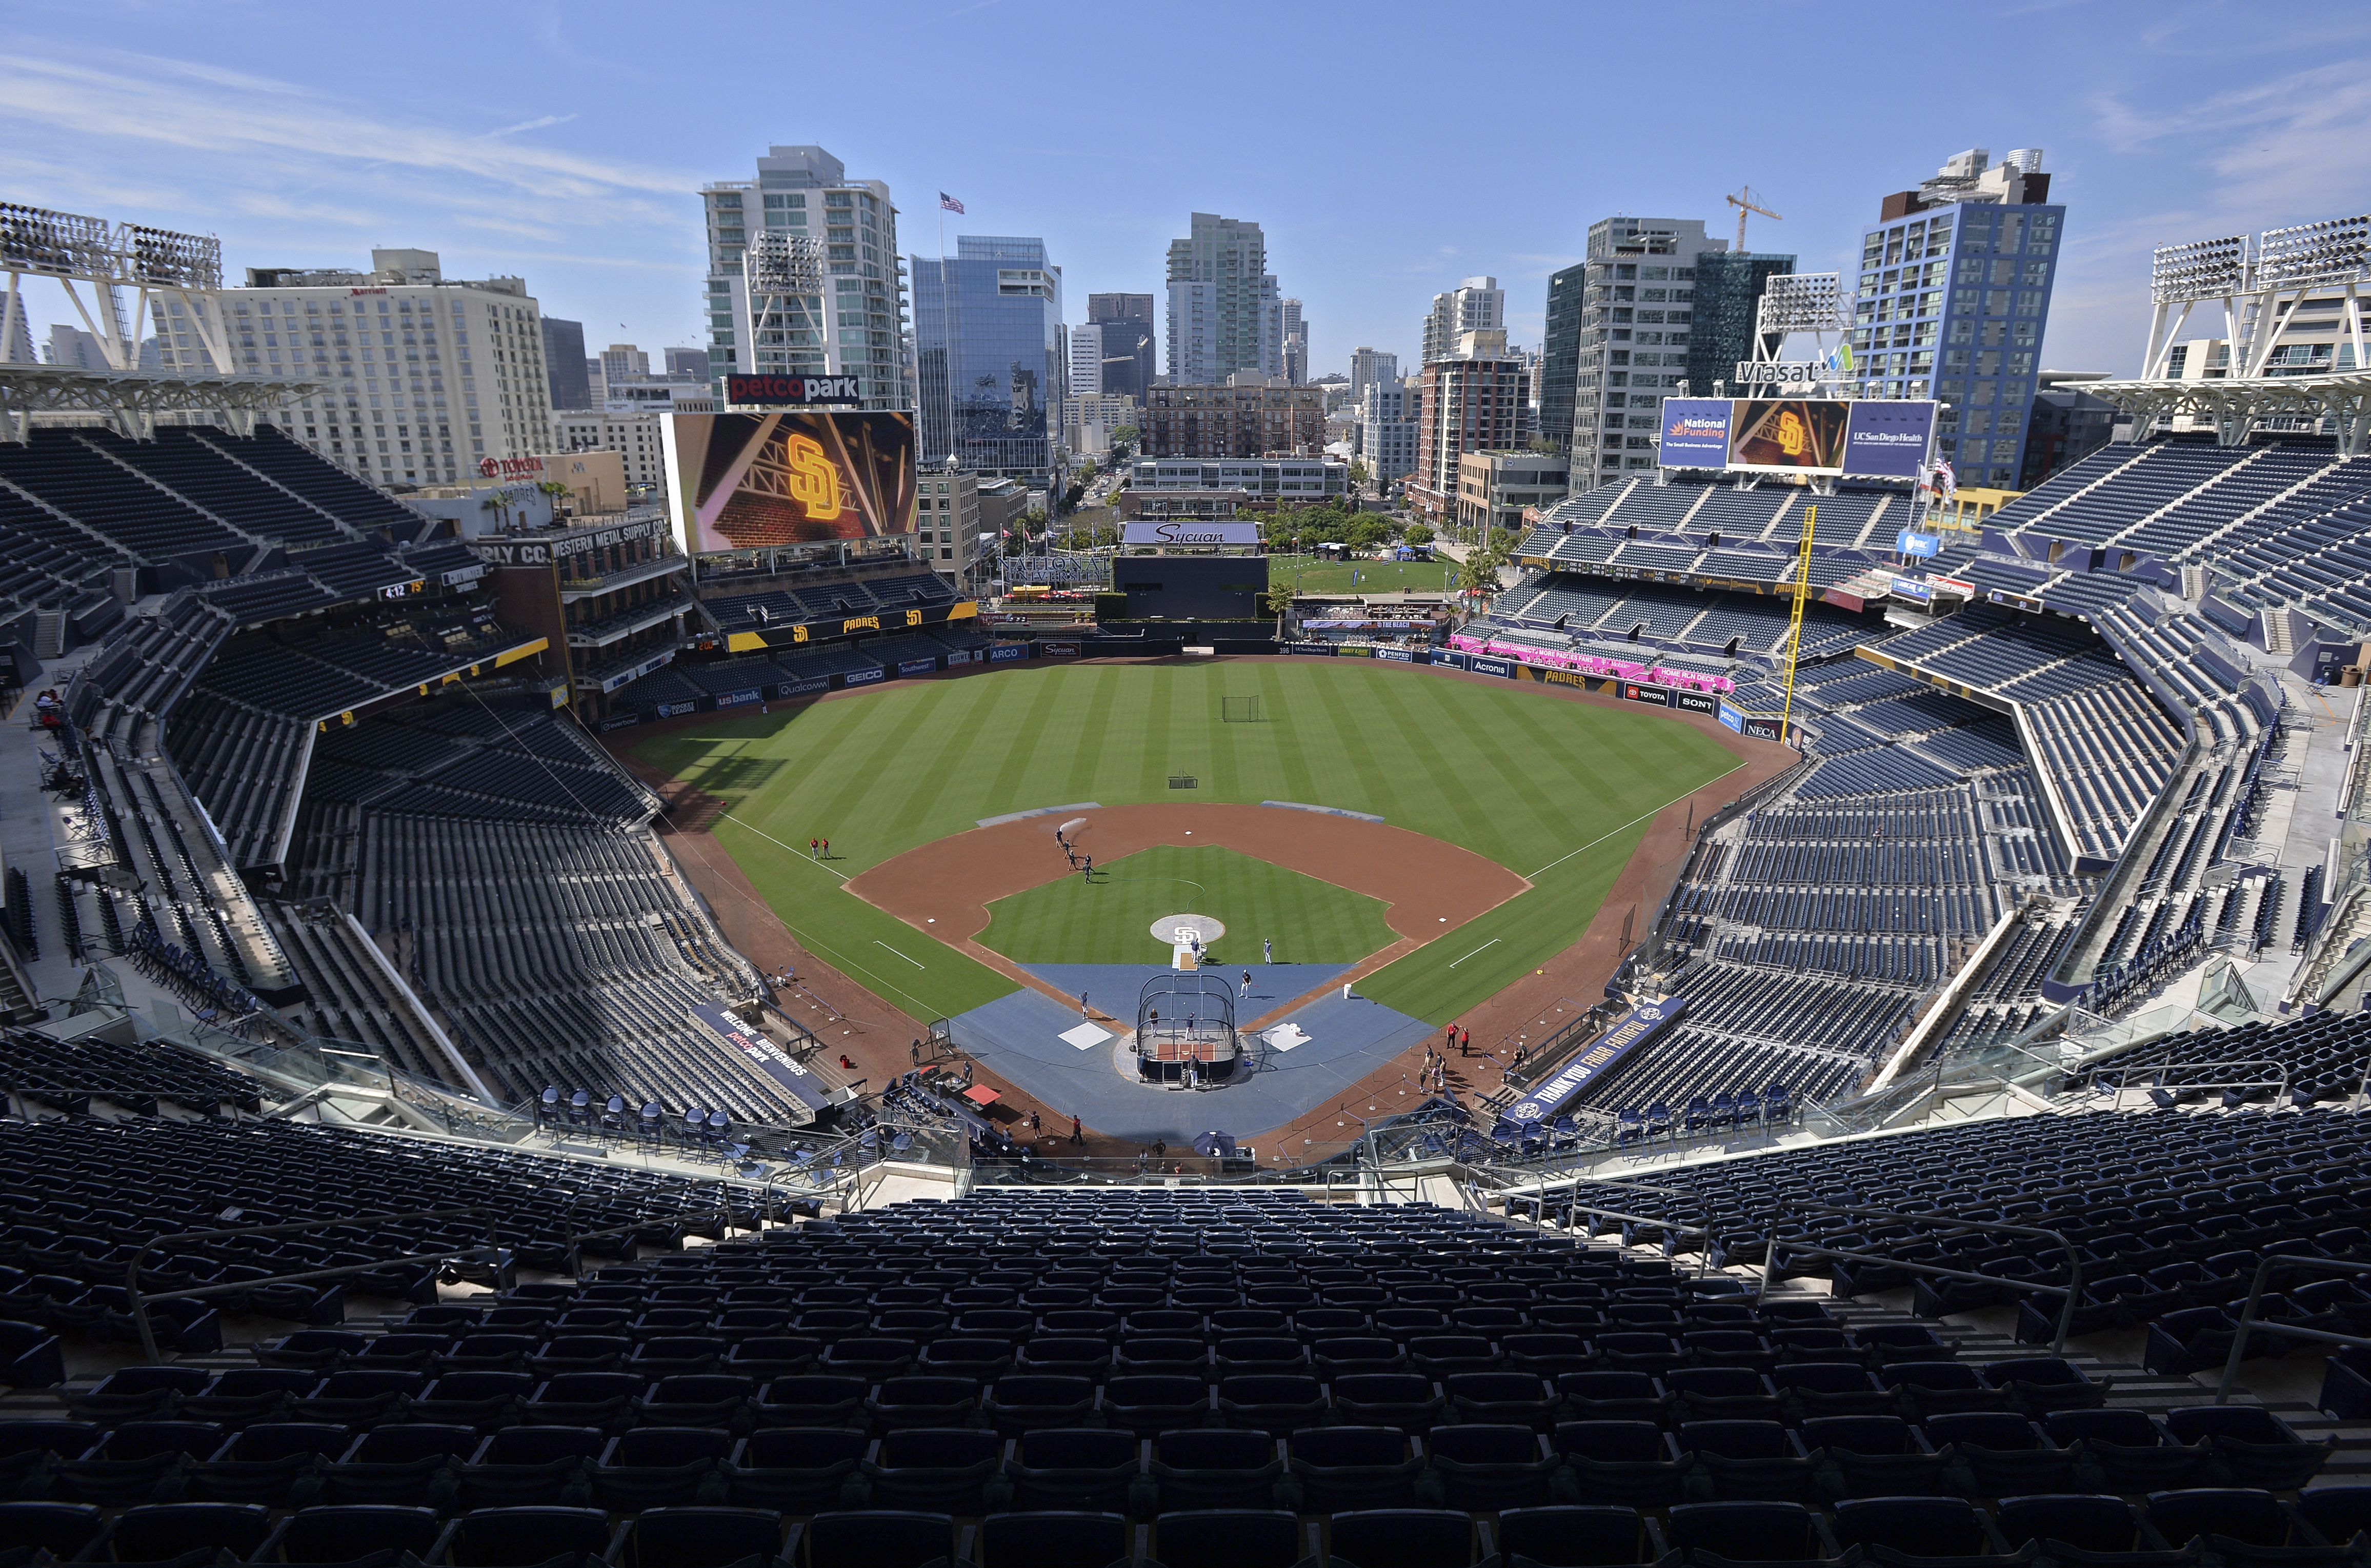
[911, 235, 1065, 486]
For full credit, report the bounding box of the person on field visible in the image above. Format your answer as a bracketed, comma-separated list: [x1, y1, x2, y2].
[1070, 1114, 1083, 1145]
[810, 837, 819, 859]
[1240, 969, 1252, 1000]
[1264, 938, 1273, 963]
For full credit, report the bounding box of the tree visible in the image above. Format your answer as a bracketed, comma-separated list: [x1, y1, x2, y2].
[1349, 459, 1369, 490]
[1062, 482, 1086, 511]
[1078, 458, 1098, 484]
[1456, 548, 1499, 596]
[1109, 425, 1138, 463]
[1403, 522, 1434, 546]
[1262, 578, 1296, 636]
[1529, 435, 1560, 455]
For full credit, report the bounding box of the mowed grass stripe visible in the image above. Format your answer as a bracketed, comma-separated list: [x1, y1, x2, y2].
[634, 662, 1739, 1022]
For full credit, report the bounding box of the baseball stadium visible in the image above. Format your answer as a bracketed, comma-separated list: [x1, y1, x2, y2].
[6, 199, 2371, 1568]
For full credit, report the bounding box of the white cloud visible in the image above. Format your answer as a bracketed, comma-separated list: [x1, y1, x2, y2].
[0, 53, 690, 202]
[484, 114, 579, 139]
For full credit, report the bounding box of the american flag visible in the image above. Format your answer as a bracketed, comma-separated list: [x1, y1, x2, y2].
[939, 192, 965, 214]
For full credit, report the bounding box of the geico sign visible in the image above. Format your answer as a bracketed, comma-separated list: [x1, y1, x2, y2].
[478, 456, 546, 479]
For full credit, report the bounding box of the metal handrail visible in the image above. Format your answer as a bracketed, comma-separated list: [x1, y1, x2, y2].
[124, 1204, 505, 1363]
[2088, 1057, 2292, 1108]
[1754, 1201, 2086, 1354]
[2214, 1253, 2371, 1404]
[1486, 1172, 1723, 1278]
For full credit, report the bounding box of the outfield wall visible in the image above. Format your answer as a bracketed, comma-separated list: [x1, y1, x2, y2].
[594, 632, 1782, 732]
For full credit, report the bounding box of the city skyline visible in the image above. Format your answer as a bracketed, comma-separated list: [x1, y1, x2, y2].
[2, 2, 2367, 384]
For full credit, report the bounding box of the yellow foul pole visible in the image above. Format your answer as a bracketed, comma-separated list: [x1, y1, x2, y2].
[1777, 501, 1817, 749]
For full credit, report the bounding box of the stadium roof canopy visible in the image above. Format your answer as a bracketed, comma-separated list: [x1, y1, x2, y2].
[2080, 368, 2371, 457]
[0, 363, 319, 443]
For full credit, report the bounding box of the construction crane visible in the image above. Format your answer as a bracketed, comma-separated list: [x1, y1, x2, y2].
[1726, 186, 1781, 252]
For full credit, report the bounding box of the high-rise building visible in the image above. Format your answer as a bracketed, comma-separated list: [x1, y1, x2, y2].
[1, 308, 31, 365]
[1280, 297, 1307, 385]
[1166, 213, 1281, 387]
[1349, 347, 1398, 404]
[1088, 293, 1156, 400]
[1421, 277, 1504, 367]
[1138, 383, 1322, 458]
[1685, 252, 1796, 394]
[1538, 262, 1586, 457]
[910, 234, 1066, 484]
[541, 317, 590, 409]
[701, 144, 911, 412]
[44, 324, 102, 369]
[1069, 321, 1103, 397]
[231, 248, 553, 488]
[599, 344, 650, 383]
[664, 347, 710, 383]
[1411, 330, 1532, 522]
[1854, 146, 2063, 489]
[1565, 217, 1727, 487]
[1357, 375, 1418, 488]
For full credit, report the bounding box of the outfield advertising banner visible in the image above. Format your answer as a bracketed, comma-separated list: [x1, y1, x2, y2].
[1673, 689, 1719, 716]
[1621, 682, 1672, 707]
[1896, 529, 1941, 558]
[661, 411, 917, 555]
[596, 712, 642, 733]
[717, 688, 762, 708]
[1718, 701, 1744, 733]
[988, 644, 1028, 663]
[1658, 398, 1736, 466]
[1844, 400, 1938, 478]
[1468, 655, 1516, 678]
[1037, 641, 1082, 658]
[842, 667, 885, 686]
[1496, 995, 1690, 1131]
[777, 676, 832, 697]
[897, 657, 938, 678]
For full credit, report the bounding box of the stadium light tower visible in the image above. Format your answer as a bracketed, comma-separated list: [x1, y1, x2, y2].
[2243, 214, 2369, 378]
[0, 201, 231, 374]
[1752, 271, 1851, 377]
[2142, 233, 2250, 380]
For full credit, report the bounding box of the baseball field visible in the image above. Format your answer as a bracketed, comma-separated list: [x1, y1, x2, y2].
[631, 660, 1741, 1024]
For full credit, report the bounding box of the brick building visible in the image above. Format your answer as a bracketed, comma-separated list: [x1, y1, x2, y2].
[1138, 382, 1324, 458]
[1409, 330, 1532, 524]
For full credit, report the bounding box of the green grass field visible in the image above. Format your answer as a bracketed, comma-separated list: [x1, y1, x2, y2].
[1268, 555, 1455, 595]
[979, 845, 1396, 965]
[632, 661, 1740, 1024]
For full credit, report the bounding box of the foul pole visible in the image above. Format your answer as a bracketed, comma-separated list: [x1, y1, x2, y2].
[1777, 501, 1817, 749]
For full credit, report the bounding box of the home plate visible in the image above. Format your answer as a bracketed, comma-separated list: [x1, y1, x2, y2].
[1260, 1023, 1311, 1052]
[1059, 1022, 1111, 1051]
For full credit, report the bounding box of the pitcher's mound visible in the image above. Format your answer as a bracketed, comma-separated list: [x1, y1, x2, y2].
[1150, 913, 1225, 947]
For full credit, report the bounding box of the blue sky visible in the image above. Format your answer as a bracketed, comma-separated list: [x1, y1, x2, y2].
[6, 0, 2368, 380]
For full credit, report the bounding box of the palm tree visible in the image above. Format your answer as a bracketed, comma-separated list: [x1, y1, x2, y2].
[1262, 578, 1296, 638]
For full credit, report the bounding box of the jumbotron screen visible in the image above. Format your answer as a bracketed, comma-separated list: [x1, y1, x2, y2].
[1659, 396, 1935, 478]
[660, 411, 917, 555]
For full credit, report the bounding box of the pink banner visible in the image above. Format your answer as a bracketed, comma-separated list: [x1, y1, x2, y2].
[1447, 634, 1733, 694]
